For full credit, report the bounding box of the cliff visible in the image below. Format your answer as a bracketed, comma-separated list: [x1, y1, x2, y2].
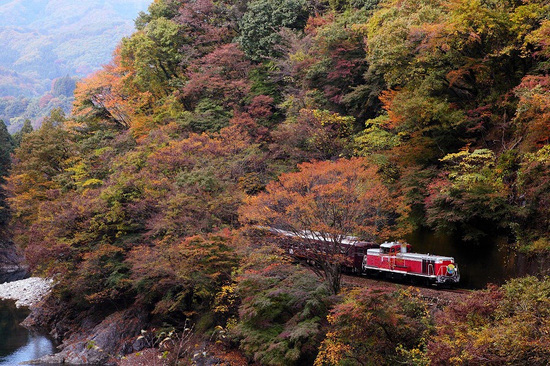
[0, 239, 26, 283]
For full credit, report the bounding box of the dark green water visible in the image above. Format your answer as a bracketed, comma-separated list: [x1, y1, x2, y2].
[406, 229, 517, 289]
[0, 299, 55, 366]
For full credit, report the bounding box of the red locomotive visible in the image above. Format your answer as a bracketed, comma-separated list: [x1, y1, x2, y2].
[363, 241, 460, 285]
[265, 227, 460, 286]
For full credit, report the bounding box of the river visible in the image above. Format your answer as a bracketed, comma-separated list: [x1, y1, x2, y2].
[0, 299, 55, 366]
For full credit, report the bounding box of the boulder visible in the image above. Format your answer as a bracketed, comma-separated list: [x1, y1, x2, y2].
[28, 307, 149, 365]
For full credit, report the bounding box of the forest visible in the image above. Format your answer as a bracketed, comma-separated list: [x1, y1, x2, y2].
[0, 0, 148, 97]
[1, 0, 550, 364]
[0, 75, 77, 133]
[0, 0, 149, 132]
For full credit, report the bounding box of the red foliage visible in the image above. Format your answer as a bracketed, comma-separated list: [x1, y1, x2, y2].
[246, 95, 274, 120]
[514, 75, 550, 150]
[305, 13, 335, 36]
[181, 44, 252, 109]
[177, 0, 235, 60]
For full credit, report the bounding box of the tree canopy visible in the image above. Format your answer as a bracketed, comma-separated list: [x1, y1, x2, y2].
[4, 0, 550, 364]
[240, 157, 406, 293]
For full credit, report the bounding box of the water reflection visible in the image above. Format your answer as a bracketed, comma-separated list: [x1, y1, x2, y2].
[0, 299, 55, 366]
[405, 229, 517, 289]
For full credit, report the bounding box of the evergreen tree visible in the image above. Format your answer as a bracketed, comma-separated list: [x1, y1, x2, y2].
[0, 119, 14, 227]
[12, 119, 33, 147]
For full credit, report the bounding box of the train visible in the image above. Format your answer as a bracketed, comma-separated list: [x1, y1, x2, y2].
[363, 241, 460, 285]
[266, 227, 460, 286]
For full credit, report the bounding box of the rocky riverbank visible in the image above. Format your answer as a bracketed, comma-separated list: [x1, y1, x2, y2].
[0, 277, 53, 307]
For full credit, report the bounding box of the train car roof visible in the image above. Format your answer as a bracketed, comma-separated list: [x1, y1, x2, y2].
[266, 227, 374, 246]
[400, 252, 455, 261]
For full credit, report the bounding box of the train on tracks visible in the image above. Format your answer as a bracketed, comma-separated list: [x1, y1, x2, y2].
[363, 241, 460, 285]
[266, 228, 460, 286]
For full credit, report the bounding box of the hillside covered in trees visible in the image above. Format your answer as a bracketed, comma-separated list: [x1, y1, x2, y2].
[3, 0, 550, 364]
[0, 0, 149, 132]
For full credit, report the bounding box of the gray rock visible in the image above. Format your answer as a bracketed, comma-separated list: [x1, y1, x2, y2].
[132, 336, 148, 352]
[0, 239, 26, 283]
[0, 277, 53, 307]
[30, 307, 149, 365]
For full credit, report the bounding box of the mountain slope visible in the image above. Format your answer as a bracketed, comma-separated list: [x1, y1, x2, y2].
[0, 0, 150, 97]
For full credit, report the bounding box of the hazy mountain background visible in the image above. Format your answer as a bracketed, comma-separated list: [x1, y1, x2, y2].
[0, 0, 150, 132]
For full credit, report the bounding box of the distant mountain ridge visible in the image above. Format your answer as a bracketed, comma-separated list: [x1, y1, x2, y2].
[0, 0, 150, 132]
[0, 0, 150, 97]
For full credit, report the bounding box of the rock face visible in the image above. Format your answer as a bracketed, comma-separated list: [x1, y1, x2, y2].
[24, 303, 149, 365]
[0, 239, 26, 283]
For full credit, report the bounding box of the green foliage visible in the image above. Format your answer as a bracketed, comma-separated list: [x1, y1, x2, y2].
[249, 64, 282, 104]
[9, 110, 70, 190]
[135, 0, 181, 30]
[515, 145, 550, 248]
[350, 0, 380, 11]
[425, 148, 511, 241]
[230, 245, 331, 365]
[12, 119, 33, 147]
[354, 114, 400, 161]
[129, 233, 238, 321]
[52, 76, 77, 98]
[0, 119, 13, 179]
[329, 0, 380, 11]
[191, 99, 232, 133]
[237, 0, 310, 61]
[0, 119, 14, 229]
[120, 17, 183, 95]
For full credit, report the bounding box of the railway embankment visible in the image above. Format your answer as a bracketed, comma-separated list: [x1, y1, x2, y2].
[342, 274, 470, 310]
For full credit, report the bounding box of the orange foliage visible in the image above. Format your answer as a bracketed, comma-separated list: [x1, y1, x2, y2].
[240, 157, 409, 293]
[514, 75, 550, 150]
[241, 157, 404, 240]
[305, 13, 336, 36]
[72, 49, 156, 136]
[379, 89, 403, 129]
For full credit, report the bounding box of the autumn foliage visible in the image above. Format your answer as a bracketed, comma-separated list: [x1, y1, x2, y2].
[4, 0, 550, 364]
[241, 157, 407, 293]
[315, 286, 431, 366]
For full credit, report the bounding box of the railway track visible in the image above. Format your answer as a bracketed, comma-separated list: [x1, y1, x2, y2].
[341, 274, 471, 306]
[292, 254, 472, 305]
[437, 288, 471, 295]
